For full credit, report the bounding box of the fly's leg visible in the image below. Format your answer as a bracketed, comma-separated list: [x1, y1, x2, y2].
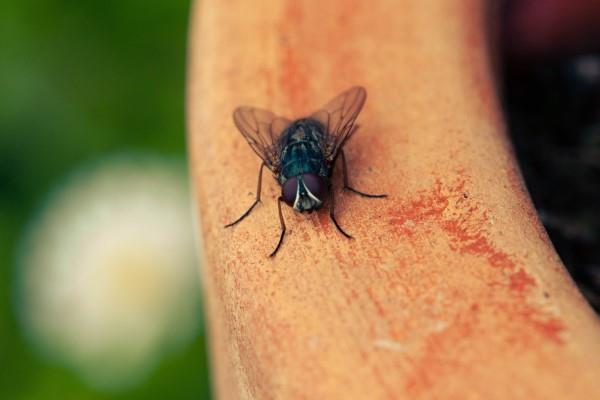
[269, 197, 287, 257]
[225, 162, 266, 228]
[341, 150, 387, 198]
[329, 185, 353, 239]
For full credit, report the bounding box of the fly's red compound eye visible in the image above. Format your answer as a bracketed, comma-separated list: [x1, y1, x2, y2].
[302, 173, 327, 202]
[282, 177, 298, 206]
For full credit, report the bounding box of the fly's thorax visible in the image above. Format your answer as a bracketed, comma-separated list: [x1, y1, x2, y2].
[281, 173, 328, 212]
[279, 118, 326, 146]
[279, 119, 330, 183]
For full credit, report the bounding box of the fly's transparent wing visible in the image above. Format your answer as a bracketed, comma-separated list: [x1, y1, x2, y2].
[233, 107, 292, 171]
[309, 86, 367, 161]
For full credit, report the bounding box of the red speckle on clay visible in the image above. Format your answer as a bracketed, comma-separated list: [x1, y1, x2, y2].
[509, 268, 537, 291]
[389, 173, 566, 346]
[384, 174, 568, 396]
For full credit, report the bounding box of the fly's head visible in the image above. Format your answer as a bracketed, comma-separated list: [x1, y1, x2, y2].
[282, 174, 328, 213]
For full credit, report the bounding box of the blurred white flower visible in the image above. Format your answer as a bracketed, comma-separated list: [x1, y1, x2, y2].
[17, 154, 201, 390]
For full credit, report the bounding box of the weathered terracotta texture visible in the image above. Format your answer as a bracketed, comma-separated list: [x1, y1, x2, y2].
[187, 0, 600, 399]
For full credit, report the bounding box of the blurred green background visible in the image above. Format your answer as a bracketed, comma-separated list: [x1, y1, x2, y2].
[0, 0, 211, 399]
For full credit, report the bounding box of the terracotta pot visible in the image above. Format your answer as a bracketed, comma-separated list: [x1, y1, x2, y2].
[187, 0, 600, 398]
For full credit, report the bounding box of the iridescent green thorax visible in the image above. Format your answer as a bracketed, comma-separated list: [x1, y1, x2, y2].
[278, 119, 330, 185]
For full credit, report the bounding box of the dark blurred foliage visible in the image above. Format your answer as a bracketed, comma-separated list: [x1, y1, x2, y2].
[0, 0, 211, 399]
[503, 55, 600, 312]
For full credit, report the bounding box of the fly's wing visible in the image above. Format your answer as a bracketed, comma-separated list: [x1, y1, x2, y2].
[309, 86, 367, 161]
[233, 107, 292, 171]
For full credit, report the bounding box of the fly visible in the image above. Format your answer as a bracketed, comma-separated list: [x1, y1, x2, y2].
[225, 86, 386, 257]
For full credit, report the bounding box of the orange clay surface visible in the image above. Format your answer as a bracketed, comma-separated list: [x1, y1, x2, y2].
[187, 0, 600, 399]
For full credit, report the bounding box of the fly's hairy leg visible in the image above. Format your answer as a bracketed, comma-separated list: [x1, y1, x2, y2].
[329, 184, 353, 239]
[225, 162, 266, 227]
[269, 196, 287, 257]
[340, 149, 387, 198]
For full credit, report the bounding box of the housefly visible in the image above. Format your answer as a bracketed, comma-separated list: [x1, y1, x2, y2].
[225, 86, 386, 257]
